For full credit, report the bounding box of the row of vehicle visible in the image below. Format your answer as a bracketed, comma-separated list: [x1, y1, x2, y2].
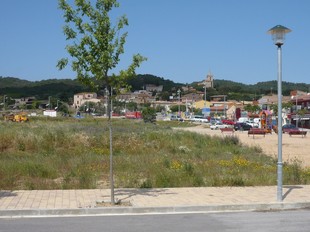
[210, 122, 253, 130]
[210, 122, 230, 130]
[274, 124, 299, 134]
[189, 115, 209, 123]
[171, 115, 219, 123]
[169, 114, 258, 130]
[169, 115, 183, 121]
[233, 122, 253, 131]
[236, 117, 260, 128]
[170, 115, 210, 122]
[169, 114, 302, 133]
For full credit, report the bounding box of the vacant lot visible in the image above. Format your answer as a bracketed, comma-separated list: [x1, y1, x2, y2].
[178, 125, 310, 167]
[1, 119, 309, 190]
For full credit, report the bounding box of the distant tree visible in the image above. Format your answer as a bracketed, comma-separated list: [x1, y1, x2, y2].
[170, 105, 186, 113]
[79, 101, 98, 113]
[270, 102, 293, 115]
[244, 104, 261, 113]
[142, 107, 156, 123]
[283, 102, 293, 110]
[58, 103, 69, 114]
[158, 91, 171, 101]
[297, 108, 307, 116]
[31, 100, 40, 110]
[155, 105, 165, 113]
[297, 108, 307, 128]
[126, 102, 138, 111]
[269, 104, 277, 114]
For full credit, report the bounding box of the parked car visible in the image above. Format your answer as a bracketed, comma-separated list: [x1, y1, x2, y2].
[245, 120, 259, 128]
[234, 122, 252, 131]
[282, 124, 298, 133]
[190, 115, 209, 123]
[170, 115, 184, 122]
[210, 122, 229, 130]
[237, 117, 249, 123]
[222, 119, 235, 125]
[209, 118, 221, 124]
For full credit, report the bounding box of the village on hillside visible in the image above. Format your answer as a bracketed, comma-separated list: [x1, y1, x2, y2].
[2, 73, 310, 130]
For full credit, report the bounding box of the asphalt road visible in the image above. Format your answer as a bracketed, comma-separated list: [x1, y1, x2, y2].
[1, 209, 310, 232]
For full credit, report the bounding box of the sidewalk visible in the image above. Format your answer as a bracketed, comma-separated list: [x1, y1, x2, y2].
[1, 185, 310, 217]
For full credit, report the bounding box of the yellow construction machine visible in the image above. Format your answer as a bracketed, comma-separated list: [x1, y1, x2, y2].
[3, 113, 29, 122]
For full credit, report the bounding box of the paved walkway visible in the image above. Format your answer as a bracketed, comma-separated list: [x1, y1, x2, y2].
[1, 185, 310, 217]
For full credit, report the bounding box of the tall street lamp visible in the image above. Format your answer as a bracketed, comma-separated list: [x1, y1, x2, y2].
[48, 96, 52, 110]
[224, 95, 227, 119]
[3, 95, 7, 111]
[56, 100, 60, 110]
[267, 25, 291, 202]
[203, 81, 207, 108]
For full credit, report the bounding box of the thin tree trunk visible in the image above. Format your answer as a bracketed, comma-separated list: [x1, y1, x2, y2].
[106, 87, 115, 205]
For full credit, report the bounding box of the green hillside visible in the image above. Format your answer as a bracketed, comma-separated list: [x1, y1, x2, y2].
[0, 75, 309, 103]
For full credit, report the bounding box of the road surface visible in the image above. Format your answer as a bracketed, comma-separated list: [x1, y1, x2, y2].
[1, 209, 310, 232]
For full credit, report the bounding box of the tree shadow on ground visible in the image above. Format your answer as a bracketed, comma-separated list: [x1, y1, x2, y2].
[114, 188, 176, 202]
[0, 191, 17, 198]
[283, 185, 303, 200]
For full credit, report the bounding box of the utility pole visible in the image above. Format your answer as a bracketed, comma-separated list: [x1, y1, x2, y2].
[48, 96, 52, 110]
[203, 81, 207, 108]
[3, 95, 6, 111]
[177, 89, 181, 116]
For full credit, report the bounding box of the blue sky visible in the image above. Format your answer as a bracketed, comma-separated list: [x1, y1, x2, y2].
[1, 0, 309, 85]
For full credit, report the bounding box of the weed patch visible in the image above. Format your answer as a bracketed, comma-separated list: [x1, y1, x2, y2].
[0, 118, 309, 189]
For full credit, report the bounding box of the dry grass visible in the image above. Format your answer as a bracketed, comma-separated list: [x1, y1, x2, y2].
[0, 117, 309, 190]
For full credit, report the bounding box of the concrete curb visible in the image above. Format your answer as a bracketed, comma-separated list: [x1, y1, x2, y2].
[1, 202, 310, 217]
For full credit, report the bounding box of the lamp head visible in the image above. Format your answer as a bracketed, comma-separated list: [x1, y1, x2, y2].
[267, 25, 291, 46]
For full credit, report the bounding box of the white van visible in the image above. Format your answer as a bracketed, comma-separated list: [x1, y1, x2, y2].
[254, 118, 261, 124]
[237, 117, 249, 123]
[190, 115, 209, 123]
[244, 118, 260, 128]
[253, 118, 261, 127]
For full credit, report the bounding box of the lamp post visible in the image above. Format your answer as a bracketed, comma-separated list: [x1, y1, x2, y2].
[203, 81, 207, 108]
[295, 94, 299, 127]
[177, 89, 181, 116]
[56, 100, 60, 110]
[3, 95, 6, 111]
[48, 96, 52, 110]
[224, 95, 227, 119]
[192, 94, 194, 115]
[295, 94, 298, 112]
[267, 25, 291, 202]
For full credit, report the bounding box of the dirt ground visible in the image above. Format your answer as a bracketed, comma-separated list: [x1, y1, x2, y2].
[176, 125, 310, 168]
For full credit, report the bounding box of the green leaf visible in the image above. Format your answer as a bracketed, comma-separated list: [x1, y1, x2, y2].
[56, 58, 69, 70]
[58, 0, 147, 90]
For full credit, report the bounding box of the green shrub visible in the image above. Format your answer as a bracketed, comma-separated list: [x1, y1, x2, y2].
[142, 107, 156, 123]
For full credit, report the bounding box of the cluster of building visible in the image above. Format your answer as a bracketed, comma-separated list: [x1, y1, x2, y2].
[3, 73, 308, 128]
[72, 74, 310, 129]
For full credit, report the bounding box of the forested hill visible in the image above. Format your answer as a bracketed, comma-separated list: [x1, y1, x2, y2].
[0, 77, 32, 88]
[213, 79, 309, 96]
[0, 76, 88, 100]
[0, 75, 309, 102]
[127, 74, 184, 91]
